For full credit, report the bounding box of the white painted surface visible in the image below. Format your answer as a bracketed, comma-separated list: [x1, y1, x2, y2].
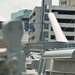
[48, 12, 68, 42]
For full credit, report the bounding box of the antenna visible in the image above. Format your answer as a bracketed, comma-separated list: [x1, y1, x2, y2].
[48, 12, 68, 42]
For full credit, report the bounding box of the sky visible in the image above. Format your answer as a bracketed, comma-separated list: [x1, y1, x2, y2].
[0, 0, 59, 20]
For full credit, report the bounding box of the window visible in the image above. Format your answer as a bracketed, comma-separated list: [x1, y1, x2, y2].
[44, 14, 49, 21]
[61, 27, 74, 32]
[44, 31, 48, 38]
[28, 36, 35, 42]
[51, 27, 53, 31]
[45, 5, 49, 12]
[30, 15, 32, 20]
[44, 23, 49, 29]
[51, 35, 55, 39]
[28, 38, 31, 42]
[33, 20, 35, 22]
[52, 10, 75, 15]
[57, 19, 75, 23]
[61, 1, 67, 5]
[51, 27, 75, 32]
[32, 36, 35, 40]
[33, 12, 36, 16]
[66, 36, 74, 40]
[29, 12, 36, 20]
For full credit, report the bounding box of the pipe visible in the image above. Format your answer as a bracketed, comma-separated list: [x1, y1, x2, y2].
[43, 49, 75, 58]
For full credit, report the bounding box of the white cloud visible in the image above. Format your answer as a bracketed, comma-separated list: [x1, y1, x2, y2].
[0, 0, 59, 20]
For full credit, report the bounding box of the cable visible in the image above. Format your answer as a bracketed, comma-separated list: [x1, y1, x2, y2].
[63, 19, 75, 31]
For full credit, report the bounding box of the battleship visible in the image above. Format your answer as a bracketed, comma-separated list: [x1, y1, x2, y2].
[0, 12, 75, 75]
